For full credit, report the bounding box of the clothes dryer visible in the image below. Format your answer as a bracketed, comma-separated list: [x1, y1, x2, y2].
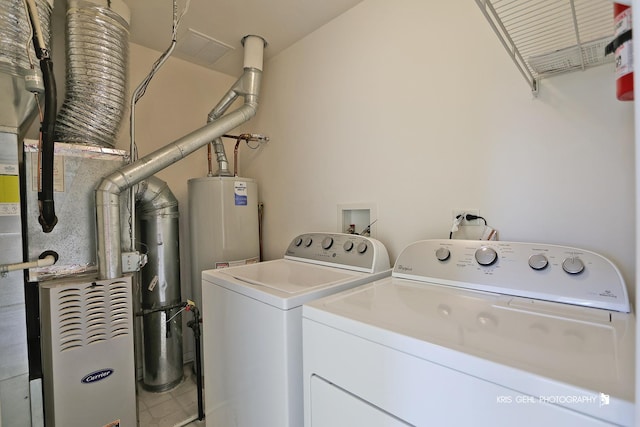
[202, 232, 390, 427]
[303, 239, 634, 427]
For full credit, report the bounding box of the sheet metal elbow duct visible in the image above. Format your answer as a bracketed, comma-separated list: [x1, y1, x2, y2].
[206, 35, 264, 177]
[96, 35, 267, 280]
[136, 176, 184, 391]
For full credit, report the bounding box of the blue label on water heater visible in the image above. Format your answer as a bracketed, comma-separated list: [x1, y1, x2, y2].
[234, 181, 248, 206]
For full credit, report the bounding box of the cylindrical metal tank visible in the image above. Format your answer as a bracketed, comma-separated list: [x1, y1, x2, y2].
[188, 176, 260, 308]
[138, 177, 183, 392]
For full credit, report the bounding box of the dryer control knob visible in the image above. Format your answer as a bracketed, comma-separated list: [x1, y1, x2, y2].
[475, 246, 498, 266]
[435, 247, 451, 261]
[528, 253, 549, 270]
[343, 241, 354, 252]
[304, 237, 313, 247]
[322, 237, 334, 250]
[357, 242, 368, 254]
[294, 237, 303, 246]
[562, 257, 585, 275]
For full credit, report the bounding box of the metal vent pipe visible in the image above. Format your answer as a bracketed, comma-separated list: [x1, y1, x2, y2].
[96, 35, 266, 280]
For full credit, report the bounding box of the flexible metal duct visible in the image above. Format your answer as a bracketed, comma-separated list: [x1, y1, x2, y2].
[54, 0, 129, 147]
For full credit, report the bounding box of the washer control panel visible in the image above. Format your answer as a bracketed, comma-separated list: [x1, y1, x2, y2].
[393, 239, 630, 312]
[285, 232, 390, 273]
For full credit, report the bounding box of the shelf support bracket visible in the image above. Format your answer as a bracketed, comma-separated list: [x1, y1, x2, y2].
[569, 0, 586, 71]
[474, 0, 539, 95]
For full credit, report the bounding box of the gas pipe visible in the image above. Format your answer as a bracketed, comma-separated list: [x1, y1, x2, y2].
[606, 3, 634, 101]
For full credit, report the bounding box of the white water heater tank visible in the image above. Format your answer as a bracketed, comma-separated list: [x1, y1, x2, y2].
[188, 176, 260, 308]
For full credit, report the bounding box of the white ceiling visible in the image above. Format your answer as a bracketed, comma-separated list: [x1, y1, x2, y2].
[124, 0, 364, 77]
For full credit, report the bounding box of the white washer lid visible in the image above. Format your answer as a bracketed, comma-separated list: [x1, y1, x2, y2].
[202, 259, 388, 309]
[303, 278, 635, 419]
[224, 260, 355, 293]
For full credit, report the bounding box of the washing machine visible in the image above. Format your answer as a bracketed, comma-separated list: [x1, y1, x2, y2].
[303, 239, 635, 427]
[201, 232, 391, 427]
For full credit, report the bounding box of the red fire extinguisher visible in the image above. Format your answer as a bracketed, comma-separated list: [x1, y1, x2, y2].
[606, 3, 634, 101]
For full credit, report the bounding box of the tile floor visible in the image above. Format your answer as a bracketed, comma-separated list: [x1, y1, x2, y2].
[137, 363, 206, 427]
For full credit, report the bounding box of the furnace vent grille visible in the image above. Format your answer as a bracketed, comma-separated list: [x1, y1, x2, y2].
[56, 280, 131, 352]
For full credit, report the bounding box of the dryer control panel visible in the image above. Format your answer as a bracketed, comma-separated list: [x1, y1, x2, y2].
[284, 233, 390, 274]
[393, 239, 630, 312]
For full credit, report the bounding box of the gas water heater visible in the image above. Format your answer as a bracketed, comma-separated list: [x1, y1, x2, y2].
[188, 176, 260, 309]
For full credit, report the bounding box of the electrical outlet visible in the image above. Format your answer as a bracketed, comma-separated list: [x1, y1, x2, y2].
[452, 209, 481, 226]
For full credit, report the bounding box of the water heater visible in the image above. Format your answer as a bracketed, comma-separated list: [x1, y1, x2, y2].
[188, 176, 260, 308]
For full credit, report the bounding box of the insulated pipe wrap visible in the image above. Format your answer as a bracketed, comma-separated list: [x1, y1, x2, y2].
[54, 0, 129, 147]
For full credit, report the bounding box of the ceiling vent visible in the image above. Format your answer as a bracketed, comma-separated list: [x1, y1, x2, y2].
[176, 28, 234, 67]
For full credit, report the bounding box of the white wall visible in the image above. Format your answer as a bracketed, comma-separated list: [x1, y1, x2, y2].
[243, 0, 636, 301]
[23, 0, 635, 361]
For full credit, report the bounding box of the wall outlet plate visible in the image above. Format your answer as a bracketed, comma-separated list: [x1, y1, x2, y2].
[452, 209, 481, 226]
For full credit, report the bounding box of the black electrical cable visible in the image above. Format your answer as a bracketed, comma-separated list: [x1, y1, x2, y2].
[465, 214, 487, 225]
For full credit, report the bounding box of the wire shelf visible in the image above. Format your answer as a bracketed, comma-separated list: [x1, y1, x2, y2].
[475, 0, 615, 93]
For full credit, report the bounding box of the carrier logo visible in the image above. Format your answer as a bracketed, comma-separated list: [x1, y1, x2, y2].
[81, 369, 114, 384]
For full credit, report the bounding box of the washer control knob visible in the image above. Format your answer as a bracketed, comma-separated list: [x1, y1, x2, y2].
[435, 247, 451, 261]
[322, 236, 334, 250]
[475, 246, 498, 266]
[343, 241, 354, 252]
[294, 237, 303, 247]
[562, 257, 585, 275]
[528, 254, 549, 270]
[357, 242, 368, 254]
[304, 237, 313, 247]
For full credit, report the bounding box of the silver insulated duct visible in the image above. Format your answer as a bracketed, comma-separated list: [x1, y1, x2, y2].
[54, 0, 130, 147]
